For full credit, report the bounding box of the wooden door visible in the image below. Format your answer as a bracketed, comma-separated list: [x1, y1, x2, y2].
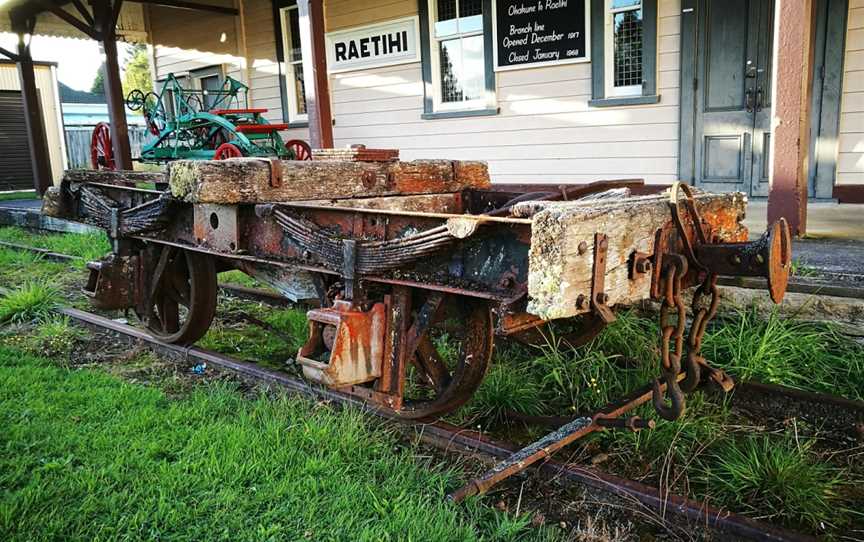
[693, 0, 774, 196]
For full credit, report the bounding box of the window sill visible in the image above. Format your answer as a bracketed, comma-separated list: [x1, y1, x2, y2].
[421, 107, 500, 120]
[588, 95, 661, 108]
[286, 121, 309, 129]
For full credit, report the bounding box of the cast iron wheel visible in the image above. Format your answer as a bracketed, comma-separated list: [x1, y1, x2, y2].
[139, 246, 218, 344]
[398, 294, 494, 420]
[213, 142, 243, 160]
[285, 139, 312, 160]
[90, 122, 115, 170]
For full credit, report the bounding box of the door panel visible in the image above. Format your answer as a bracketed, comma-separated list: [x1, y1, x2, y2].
[693, 0, 774, 196]
[750, 0, 774, 196]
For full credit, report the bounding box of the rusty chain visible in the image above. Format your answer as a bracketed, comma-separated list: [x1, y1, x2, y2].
[652, 254, 688, 421]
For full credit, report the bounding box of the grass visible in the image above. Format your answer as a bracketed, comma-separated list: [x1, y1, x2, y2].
[0, 190, 37, 202]
[703, 308, 864, 401]
[0, 226, 110, 262]
[0, 282, 59, 324]
[697, 434, 845, 530]
[198, 299, 310, 368]
[0, 346, 554, 542]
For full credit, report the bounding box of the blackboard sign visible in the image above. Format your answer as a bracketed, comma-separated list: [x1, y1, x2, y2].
[494, 0, 589, 71]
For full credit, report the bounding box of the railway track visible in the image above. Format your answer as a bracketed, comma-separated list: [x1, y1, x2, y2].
[4, 238, 863, 540]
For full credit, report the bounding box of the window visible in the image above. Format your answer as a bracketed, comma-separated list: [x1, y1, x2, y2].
[606, 0, 643, 96]
[419, 0, 497, 118]
[589, 0, 658, 107]
[279, 4, 307, 122]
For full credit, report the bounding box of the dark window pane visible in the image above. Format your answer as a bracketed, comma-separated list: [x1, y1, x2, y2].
[201, 75, 221, 109]
[437, 0, 457, 21]
[288, 9, 302, 61]
[459, 0, 482, 17]
[613, 9, 643, 88]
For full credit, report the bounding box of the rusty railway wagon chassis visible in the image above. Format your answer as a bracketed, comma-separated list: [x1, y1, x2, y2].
[44, 168, 791, 499]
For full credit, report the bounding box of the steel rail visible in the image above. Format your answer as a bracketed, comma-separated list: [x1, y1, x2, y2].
[59, 306, 817, 542]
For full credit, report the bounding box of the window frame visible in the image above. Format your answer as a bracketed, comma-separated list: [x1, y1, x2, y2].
[418, 0, 498, 119]
[604, 0, 643, 98]
[272, 0, 309, 127]
[279, 4, 308, 124]
[590, 0, 659, 107]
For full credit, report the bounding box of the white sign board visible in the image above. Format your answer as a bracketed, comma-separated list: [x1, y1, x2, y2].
[326, 17, 421, 73]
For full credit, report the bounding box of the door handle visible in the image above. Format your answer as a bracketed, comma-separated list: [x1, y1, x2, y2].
[745, 88, 754, 113]
[755, 87, 763, 112]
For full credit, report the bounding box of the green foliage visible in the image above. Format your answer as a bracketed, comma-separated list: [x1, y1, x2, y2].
[218, 270, 266, 289]
[697, 434, 844, 530]
[460, 363, 545, 426]
[0, 282, 59, 324]
[0, 227, 111, 262]
[0, 347, 552, 541]
[91, 62, 105, 94]
[122, 44, 153, 101]
[0, 190, 36, 202]
[703, 308, 864, 401]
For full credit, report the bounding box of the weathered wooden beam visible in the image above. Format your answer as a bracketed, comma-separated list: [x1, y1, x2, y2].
[63, 169, 166, 186]
[526, 192, 748, 320]
[168, 159, 490, 203]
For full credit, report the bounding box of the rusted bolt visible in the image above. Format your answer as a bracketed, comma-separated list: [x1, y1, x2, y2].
[575, 294, 586, 308]
[731, 255, 742, 265]
[634, 259, 652, 274]
[499, 276, 514, 288]
[755, 253, 765, 264]
[596, 293, 609, 304]
[302, 249, 312, 260]
[577, 241, 588, 255]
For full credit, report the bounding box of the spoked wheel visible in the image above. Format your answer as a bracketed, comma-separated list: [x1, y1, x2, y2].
[285, 139, 312, 160]
[90, 122, 115, 170]
[137, 246, 217, 344]
[397, 293, 494, 420]
[213, 142, 243, 160]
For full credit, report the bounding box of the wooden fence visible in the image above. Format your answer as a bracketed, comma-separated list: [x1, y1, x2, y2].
[64, 125, 150, 169]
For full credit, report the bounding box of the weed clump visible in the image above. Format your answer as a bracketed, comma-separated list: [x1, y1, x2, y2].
[697, 434, 844, 531]
[0, 282, 59, 324]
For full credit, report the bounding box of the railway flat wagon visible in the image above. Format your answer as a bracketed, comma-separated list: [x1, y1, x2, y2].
[43, 149, 791, 498]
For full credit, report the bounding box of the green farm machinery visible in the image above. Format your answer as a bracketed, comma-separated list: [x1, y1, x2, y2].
[90, 74, 311, 169]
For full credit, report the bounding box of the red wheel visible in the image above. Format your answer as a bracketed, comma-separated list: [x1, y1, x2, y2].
[285, 139, 312, 160]
[90, 122, 115, 170]
[213, 142, 243, 160]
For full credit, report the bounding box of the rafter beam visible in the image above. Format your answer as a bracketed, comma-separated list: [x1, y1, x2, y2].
[126, 0, 238, 16]
[42, 2, 100, 39]
[69, 0, 94, 26]
[0, 47, 20, 61]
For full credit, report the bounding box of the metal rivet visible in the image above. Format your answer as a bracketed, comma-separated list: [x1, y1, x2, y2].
[578, 241, 588, 255]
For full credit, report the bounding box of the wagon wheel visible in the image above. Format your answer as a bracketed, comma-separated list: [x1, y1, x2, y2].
[286, 139, 312, 160]
[125, 89, 146, 111]
[214, 142, 243, 160]
[138, 246, 218, 344]
[398, 293, 494, 420]
[90, 122, 115, 170]
[142, 92, 164, 135]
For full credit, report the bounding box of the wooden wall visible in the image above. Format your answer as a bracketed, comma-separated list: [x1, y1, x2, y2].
[838, 0, 864, 185]
[324, 0, 682, 184]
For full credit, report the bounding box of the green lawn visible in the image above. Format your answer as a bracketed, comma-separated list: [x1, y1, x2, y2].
[0, 347, 549, 542]
[0, 191, 37, 203]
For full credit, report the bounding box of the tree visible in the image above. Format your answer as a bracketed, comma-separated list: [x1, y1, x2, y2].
[122, 44, 153, 99]
[91, 62, 105, 94]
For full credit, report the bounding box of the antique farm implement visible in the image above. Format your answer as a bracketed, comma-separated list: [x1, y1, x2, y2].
[43, 151, 791, 497]
[90, 74, 310, 170]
